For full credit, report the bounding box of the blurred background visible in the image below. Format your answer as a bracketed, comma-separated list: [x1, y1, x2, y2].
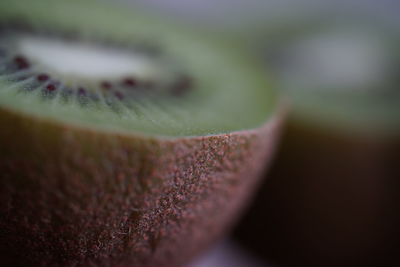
[110, 1, 399, 266]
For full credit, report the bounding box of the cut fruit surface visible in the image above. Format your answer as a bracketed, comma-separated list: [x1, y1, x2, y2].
[17, 36, 158, 79]
[0, 0, 275, 137]
[0, 1, 282, 267]
[233, 12, 400, 267]
[265, 20, 400, 134]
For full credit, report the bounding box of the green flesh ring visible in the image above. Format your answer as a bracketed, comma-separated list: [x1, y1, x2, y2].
[0, 0, 276, 138]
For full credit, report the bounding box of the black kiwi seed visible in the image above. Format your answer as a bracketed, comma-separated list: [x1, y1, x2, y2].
[0, 24, 195, 109]
[37, 73, 49, 81]
[122, 77, 137, 87]
[0, 2, 282, 267]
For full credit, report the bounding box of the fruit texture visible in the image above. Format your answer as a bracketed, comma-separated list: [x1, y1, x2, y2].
[235, 15, 400, 267]
[0, 0, 282, 266]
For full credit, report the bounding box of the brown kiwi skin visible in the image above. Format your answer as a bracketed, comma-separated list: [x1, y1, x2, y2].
[234, 117, 400, 267]
[0, 103, 284, 266]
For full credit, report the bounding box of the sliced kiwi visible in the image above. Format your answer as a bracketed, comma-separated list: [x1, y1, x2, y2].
[273, 22, 400, 135]
[0, 0, 282, 266]
[234, 14, 400, 267]
[0, 1, 277, 137]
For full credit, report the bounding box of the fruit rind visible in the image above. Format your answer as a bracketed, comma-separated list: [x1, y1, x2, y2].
[0, 104, 284, 266]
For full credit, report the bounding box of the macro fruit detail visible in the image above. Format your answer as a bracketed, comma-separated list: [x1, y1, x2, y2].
[0, 0, 282, 265]
[0, 107, 281, 266]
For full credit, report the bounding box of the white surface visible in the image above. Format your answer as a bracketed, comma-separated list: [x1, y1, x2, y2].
[188, 240, 271, 267]
[114, 0, 400, 29]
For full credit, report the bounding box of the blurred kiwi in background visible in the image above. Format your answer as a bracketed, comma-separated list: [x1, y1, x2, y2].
[234, 14, 400, 267]
[114, 1, 400, 266]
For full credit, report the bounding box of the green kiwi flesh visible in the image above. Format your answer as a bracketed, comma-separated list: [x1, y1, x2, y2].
[0, 0, 282, 266]
[0, 0, 276, 138]
[234, 15, 400, 267]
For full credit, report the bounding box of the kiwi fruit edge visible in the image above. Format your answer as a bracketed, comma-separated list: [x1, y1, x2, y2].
[231, 12, 400, 267]
[0, 0, 284, 266]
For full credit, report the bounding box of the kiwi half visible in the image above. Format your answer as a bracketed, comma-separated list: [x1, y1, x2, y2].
[234, 15, 400, 267]
[0, 0, 282, 266]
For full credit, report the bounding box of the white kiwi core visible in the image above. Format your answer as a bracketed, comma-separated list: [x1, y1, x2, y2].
[17, 35, 156, 79]
[0, 0, 275, 138]
[280, 31, 388, 92]
[276, 27, 399, 133]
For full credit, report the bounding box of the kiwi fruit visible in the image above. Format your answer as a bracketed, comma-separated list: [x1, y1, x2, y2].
[234, 15, 400, 267]
[0, 0, 283, 266]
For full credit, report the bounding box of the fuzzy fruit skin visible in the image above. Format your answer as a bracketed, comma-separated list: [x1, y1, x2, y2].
[235, 118, 400, 267]
[0, 106, 282, 267]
